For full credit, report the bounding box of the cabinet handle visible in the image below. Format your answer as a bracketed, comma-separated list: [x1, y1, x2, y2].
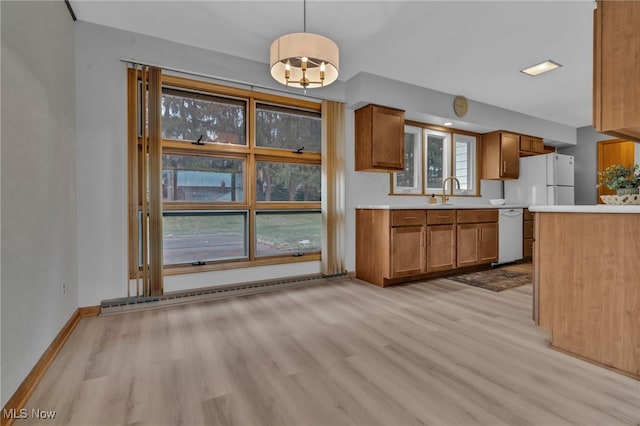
[479, 227, 483, 242]
[437, 215, 450, 219]
[502, 161, 507, 173]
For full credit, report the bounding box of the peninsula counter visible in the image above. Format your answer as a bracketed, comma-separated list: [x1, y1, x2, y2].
[529, 205, 640, 379]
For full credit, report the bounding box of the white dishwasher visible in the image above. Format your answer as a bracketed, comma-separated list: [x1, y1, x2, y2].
[496, 208, 523, 265]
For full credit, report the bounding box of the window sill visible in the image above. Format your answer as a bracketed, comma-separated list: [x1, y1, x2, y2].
[131, 253, 321, 278]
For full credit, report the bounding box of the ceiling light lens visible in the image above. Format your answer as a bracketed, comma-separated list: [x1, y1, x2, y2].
[521, 60, 562, 76]
[444, 122, 453, 126]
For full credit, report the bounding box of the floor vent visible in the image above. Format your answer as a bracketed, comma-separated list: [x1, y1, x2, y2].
[100, 272, 347, 315]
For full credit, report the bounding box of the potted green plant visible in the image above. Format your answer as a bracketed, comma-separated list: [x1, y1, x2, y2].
[597, 163, 640, 195]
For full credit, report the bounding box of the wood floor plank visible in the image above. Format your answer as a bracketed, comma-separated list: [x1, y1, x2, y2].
[17, 266, 640, 426]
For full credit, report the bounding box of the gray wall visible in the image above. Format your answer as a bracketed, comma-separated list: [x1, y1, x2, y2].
[559, 126, 613, 205]
[1, 1, 77, 405]
[347, 72, 577, 146]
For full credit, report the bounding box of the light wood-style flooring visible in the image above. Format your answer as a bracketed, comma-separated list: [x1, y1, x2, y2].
[19, 266, 640, 425]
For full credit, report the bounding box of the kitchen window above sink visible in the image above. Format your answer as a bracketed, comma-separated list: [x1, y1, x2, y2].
[391, 123, 479, 196]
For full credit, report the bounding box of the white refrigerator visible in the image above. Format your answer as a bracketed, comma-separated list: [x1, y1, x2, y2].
[505, 153, 575, 205]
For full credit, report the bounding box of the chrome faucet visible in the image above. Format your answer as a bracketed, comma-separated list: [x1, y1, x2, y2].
[441, 176, 460, 204]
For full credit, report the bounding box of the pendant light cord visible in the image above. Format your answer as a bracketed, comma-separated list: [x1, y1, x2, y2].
[303, 0, 307, 32]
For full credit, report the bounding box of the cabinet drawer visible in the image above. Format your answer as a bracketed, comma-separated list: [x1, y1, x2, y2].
[523, 220, 534, 239]
[524, 209, 533, 221]
[427, 210, 455, 225]
[391, 210, 426, 227]
[456, 209, 498, 224]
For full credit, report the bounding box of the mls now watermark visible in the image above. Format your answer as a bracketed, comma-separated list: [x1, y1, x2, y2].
[3, 408, 57, 420]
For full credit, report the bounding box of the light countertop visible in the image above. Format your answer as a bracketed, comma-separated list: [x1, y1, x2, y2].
[356, 204, 529, 210]
[529, 205, 640, 214]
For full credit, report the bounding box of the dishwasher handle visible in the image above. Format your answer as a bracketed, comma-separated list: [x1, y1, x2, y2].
[500, 209, 523, 217]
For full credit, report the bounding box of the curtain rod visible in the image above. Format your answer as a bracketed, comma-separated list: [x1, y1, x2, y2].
[119, 57, 335, 102]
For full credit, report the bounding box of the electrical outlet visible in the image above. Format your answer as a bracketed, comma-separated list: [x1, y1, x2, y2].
[62, 281, 66, 296]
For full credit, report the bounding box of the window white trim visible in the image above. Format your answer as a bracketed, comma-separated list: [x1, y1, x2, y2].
[391, 124, 480, 197]
[392, 125, 423, 194]
[424, 129, 451, 194]
[453, 134, 477, 195]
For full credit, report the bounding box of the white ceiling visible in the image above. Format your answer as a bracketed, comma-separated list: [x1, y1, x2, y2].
[70, 0, 596, 128]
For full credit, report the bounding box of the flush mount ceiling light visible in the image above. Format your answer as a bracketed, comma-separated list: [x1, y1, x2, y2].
[520, 60, 562, 76]
[270, 0, 339, 90]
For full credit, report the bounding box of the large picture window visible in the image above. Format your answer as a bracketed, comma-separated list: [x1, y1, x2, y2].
[256, 162, 321, 202]
[161, 88, 246, 145]
[162, 154, 245, 202]
[129, 72, 322, 277]
[392, 123, 479, 196]
[256, 103, 321, 152]
[255, 210, 322, 257]
[162, 210, 248, 265]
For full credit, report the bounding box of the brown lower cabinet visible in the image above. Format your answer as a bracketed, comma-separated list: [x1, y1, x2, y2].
[523, 208, 534, 259]
[356, 208, 498, 287]
[456, 223, 499, 267]
[426, 225, 456, 272]
[456, 209, 499, 267]
[391, 225, 425, 277]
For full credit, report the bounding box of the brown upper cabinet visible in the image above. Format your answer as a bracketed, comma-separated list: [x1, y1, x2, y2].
[519, 135, 545, 156]
[481, 131, 520, 179]
[355, 104, 405, 171]
[593, 1, 640, 141]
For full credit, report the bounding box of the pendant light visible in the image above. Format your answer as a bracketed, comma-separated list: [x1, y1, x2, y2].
[269, 0, 339, 90]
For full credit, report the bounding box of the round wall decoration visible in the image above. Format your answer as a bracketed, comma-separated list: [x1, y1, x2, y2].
[453, 96, 468, 118]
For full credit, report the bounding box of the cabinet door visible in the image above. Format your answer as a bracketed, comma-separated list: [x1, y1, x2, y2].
[532, 137, 545, 153]
[519, 136, 533, 152]
[456, 224, 479, 267]
[427, 225, 456, 272]
[477, 222, 498, 263]
[501, 133, 520, 178]
[520, 136, 545, 155]
[371, 106, 405, 170]
[523, 238, 534, 258]
[523, 219, 534, 239]
[390, 226, 425, 277]
[594, 1, 640, 139]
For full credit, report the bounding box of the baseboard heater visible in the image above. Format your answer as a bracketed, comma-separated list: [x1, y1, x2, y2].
[100, 272, 347, 315]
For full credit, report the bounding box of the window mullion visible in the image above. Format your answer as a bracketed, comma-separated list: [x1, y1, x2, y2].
[248, 97, 257, 260]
